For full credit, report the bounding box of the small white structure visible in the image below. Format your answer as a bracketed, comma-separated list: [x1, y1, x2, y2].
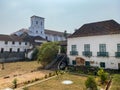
[67, 20, 120, 69]
[62, 80, 73, 85]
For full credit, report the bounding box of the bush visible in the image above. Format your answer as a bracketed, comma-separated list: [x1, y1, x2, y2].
[49, 73, 52, 77]
[97, 68, 109, 84]
[85, 76, 97, 90]
[12, 78, 17, 88]
[44, 74, 48, 78]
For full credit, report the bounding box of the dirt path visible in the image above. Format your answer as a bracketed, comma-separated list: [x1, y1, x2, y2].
[0, 70, 51, 89]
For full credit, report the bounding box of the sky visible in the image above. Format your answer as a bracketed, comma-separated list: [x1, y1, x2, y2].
[0, 0, 120, 34]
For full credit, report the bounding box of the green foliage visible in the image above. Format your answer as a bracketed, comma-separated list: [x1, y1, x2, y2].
[85, 76, 97, 90]
[60, 46, 67, 53]
[63, 30, 67, 39]
[32, 47, 39, 60]
[12, 78, 17, 88]
[23, 87, 28, 90]
[37, 42, 59, 67]
[97, 68, 108, 84]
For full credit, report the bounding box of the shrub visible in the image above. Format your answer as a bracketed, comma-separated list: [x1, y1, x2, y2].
[85, 76, 97, 90]
[49, 73, 52, 77]
[12, 78, 17, 88]
[44, 74, 48, 78]
[97, 68, 109, 84]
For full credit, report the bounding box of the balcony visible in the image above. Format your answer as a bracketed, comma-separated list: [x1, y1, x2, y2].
[82, 51, 92, 57]
[70, 51, 78, 55]
[97, 52, 109, 57]
[115, 52, 120, 57]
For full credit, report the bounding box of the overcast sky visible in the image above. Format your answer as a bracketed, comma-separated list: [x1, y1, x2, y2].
[0, 0, 120, 34]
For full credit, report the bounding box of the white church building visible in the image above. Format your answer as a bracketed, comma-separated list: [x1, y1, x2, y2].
[67, 20, 120, 69]
[14, 15, 67, 42]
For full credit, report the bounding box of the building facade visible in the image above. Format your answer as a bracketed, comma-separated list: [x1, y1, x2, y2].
[0, 35, 32, 62]
[67, 20, 120, 69]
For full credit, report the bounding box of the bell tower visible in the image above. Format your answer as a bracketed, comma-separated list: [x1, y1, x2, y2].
[29, 15, 45, 38]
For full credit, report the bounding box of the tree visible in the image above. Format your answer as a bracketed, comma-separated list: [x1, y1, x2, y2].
[85, 76, 97, 90]
[37, 42, 59, 67]
[32, 47, 39, 60]
[97, 68, 108, 84]
[63, 30, 67, 39]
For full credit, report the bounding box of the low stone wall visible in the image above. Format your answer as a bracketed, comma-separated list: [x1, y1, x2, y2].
[0, 52, 25, 62]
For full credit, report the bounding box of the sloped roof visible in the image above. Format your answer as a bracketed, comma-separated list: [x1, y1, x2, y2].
[69, 20, 120, 38]
[0, 34, 23, 42]
[45, 29, 65, 36]
[20, 33, 46, 44]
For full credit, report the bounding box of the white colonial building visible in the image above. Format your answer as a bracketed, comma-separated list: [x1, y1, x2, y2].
[0, 35, 32, 62]
[67, 20, 120, 69]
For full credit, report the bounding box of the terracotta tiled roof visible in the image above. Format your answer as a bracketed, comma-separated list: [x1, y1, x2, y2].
[0, 34, 23, 42]
[69, 20, 120, 38]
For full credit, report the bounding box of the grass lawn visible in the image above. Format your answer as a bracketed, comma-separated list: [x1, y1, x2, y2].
[110, 74, 120, 90]
[27, 73, 87, 90]
[0, 61, 41, 77]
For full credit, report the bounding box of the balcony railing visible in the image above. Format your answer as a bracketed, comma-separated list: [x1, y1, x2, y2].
[97, 52, 109, 57]
[82, 51, 92, 57]
[70, 51, 78, 55]
[115, 52, 120, 57]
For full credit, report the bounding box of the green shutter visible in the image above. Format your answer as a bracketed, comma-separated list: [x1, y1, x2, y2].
[85, 61, 90, 66]
[100, 62, 105, 68]
[72, 60, 76, 65]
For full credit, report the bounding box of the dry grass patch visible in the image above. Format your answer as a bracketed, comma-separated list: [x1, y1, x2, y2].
[110, 74, 120, 90]
[27, 73, 87, 90]
[0, 61, 41, 77]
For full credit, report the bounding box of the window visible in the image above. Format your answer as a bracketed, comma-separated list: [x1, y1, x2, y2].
[5, 41, 8, 44]
[36, 21, 38, 24]
[24, 49, 28, 52]
[46, 36, 48, 40]
[25, 42, 27, 45]
[10, 48, 12, 53]
[36, 31, 38, 33]
[17, 48, 20, 52]
[19, 42, 21, 45]
[41, 22, 42, 25]
[1, 48, 4, 53]
[84, 44, 90, 51]
[100, 62, 105, 68]
[71, 45, 76, 51]
[99, 44, 106, 52]
[72, 60, 76, 65]
[117, 44, 120, 52]
[12, 41, 15, 45]
[85, 61, 90, 66]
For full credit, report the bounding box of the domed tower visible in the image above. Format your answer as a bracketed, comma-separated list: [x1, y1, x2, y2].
[29, 15, 45, 38]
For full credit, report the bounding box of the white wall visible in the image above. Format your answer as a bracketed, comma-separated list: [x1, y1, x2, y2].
[29, 16, 45, 38]
[0, 41, 31, 52]
[67, 34, 120, 69]
[45, 34, 65, 42]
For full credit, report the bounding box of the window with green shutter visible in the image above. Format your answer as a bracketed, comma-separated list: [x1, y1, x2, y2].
[100, 62, 105, 68]
[99, 44, 106, 52]
[117, 44, 120, 52]
[72, 60, 76, 65]
[84, 44, 90, 51]
[85, 61, 90, 66]
[71, 45, 76, 51]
